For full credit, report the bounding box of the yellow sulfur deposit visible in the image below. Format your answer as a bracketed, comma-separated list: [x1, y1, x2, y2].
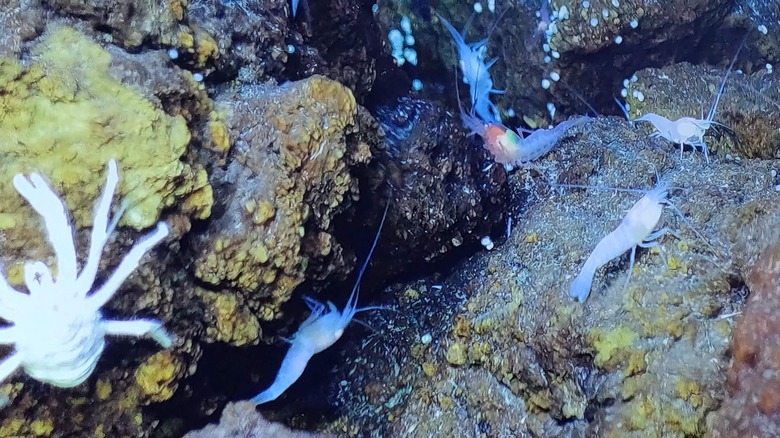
[0, 27, 212, 246]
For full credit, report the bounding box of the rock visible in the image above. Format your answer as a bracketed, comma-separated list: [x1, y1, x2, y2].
[191, 76, 368, 325]
[711, 206, 780, 437]
[325, 116, 780, 436]
[0, 26, 211, 438]
[183, 401, 333, 438]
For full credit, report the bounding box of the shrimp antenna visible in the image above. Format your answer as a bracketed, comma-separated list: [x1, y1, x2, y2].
[343, 201, 390, 313]
[707, 33, 748, 123]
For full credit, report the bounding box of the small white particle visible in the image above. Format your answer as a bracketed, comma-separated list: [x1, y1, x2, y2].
[371, 3, 378, 13]
[615, 35, 623, 44]
[543, 43, 550, 52]
[167, 48, 179, 59]
[623, 79, 629, 87]
[388, 29, 404, 50]
[405, 34, 415, 46]
[612, 0, 619, 7]
[403, 48, 418, 65]
[401, 16, 412, 34]
[481, 236, 494, 250]
[287, 44, 296, 54]
[768, 63, 774, 73]
[758, 24, 768, 35]
[630, 18, 638, 28]
[507, 108, 516, 117]
[559, 6, 570, 19]
[544, 55, 552, 63]
[193, 73, 204, 82]
[542, 78, 551, 89]
[590, 17, 599, 27]
[488, 0, 495, 13]
[631, 74, 638, 82]
[550, 71, 560, 81]
[412, 79, 423, 90]
[775, 184, 780, 192]
[636, 91, 645, 102]
[421, 334, 432, 344]
[602, 8, 609, 18]
[547, 102, 556, 119]
[551, 50, 560, 59]
[474, 2, 483, 13]
[621, 88, 628, 97]
[582, 0, 590, 9]
[771, 169, 777, 178]
[549, 22, 558, 34]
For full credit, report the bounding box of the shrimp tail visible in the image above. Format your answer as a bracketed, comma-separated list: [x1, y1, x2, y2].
[250, 342, 315, 405]
[569, 266, 596, 302]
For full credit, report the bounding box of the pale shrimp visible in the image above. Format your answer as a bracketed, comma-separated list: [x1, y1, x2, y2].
[616, 37, 746, 163]
[250, 203, 389, 405]
[569, 184, 668, 302]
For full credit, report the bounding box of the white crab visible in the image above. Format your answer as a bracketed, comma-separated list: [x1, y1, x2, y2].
[0, 160, 172, 388]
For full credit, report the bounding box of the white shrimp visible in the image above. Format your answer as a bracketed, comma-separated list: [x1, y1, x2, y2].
[569, 184, 668, 302]
[438, 13, 504, 123]
[249, 203, 389, 405]
[616, 38, 745, 163]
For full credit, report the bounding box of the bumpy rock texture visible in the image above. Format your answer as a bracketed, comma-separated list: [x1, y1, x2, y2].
[191, 76, 369, 327]
[322, 116, 780, 437]
[0, 26, 212, 437]
[711, 206, 780, 437]
[184, 401, 333, 438]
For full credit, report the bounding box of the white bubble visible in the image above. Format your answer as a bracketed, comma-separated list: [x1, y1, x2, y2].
[542, 78, 551, 89]
[474, 2, 483, 13]
[550, 71, 560, 81]
[167, 48, 179, 59]
[401, 16, 412, 34]
[615, 35, 623, 44]
[590, 17, 599, 27]
[193, 73, 204, 82]
[412, 79, 423, 90]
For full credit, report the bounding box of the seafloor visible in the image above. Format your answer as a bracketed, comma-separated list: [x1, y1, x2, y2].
[1, 0, 780, 437]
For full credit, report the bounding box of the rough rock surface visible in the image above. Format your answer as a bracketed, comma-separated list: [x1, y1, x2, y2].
[184, 401, 333, 438]
[0, 26, 212, 438]
[711, 206, 780, 437]
[364, 97, 509, 278]
[322, 116, 780, 437]
[190, 76, 370, 327]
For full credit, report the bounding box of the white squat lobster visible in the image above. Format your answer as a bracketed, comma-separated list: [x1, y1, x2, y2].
[250, 203, 389, 405]
[0, 160, 172, 388]
[616, 39, 745, 164]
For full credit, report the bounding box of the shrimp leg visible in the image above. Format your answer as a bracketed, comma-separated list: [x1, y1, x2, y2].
[250, 342, 315, 405]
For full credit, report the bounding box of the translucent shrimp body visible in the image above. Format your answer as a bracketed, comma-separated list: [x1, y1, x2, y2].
[461, 109, 589, 166]
[250, 204, 389, 405]
[438, 13, 504, 123]
[570, 184, 668, 302]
